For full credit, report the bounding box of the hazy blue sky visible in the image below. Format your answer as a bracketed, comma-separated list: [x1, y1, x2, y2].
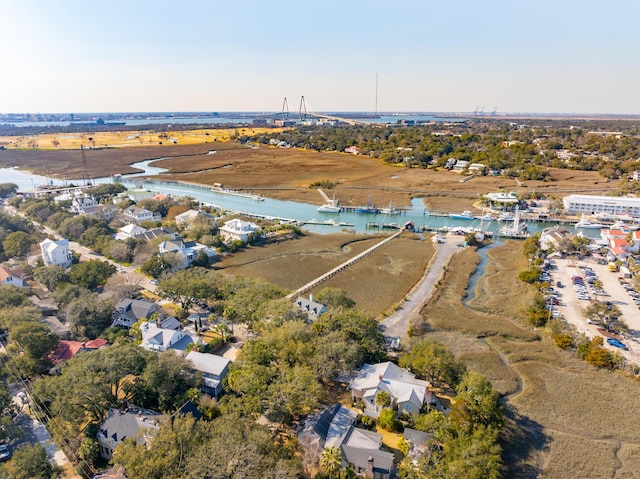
[2, 0, 639, 114]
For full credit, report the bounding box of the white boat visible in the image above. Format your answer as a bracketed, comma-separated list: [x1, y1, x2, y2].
[498, 206, 530, 237]
[317, 203, 341, 213]
[317, 189, 341, 213]
[498, 212, 515, 221]
[575, 219, 605, 229]
[379, 201, 400, 215]
[474, 213, 494, 221]
[449, 210, 475, 220]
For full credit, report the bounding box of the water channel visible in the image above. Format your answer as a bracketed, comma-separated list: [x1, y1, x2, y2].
[0, 160, 600, 238]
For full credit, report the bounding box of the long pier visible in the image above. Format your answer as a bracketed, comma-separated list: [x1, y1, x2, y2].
[286, 230, 403, 299]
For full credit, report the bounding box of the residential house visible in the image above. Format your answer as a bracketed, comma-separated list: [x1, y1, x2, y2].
[174, 209, 216, 226]
[97, 406, 162, 460]
[220, 219, 259, 243]
[185, 351, 231, 397]
[452, 159, 469, 172]
[299, 404, 396, 479]
[135, 226, 179, 241]
[40, 238, 73, 268]
[295, 295, 328, 321]
[112, 299, 163, 329]
[0, 266, 26, 287]
[52, 338, 108, 363]
[114, 224, 147, 241]
[633, 170, 640, 182]
[122, 206, 161, 224]
[140, 322, 196, 353]
[468, 163, 486, 174]
[344, 146, 360, 155]
[601, 228, 640, 259]
[158, 238, 216, 269]
[70, 193, 118, 220]
[349, 362, 431, 418]
[539, 227, 574, 251]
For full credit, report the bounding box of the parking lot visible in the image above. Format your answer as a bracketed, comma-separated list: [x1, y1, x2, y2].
[545, 257, 640, 364]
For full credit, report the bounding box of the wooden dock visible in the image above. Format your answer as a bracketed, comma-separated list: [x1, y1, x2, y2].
[286, 230, 403, 299]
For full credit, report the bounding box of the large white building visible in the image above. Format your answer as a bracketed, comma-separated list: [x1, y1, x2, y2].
[562, 194, 640, 218]
[40, 238, 73, 268]
[219, 219, 259, 243]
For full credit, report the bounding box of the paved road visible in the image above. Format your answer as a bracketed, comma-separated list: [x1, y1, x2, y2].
[380, 234, 461, 340]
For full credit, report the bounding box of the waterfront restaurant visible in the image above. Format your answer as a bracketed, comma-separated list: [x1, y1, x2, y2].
[562, 194, 640, 218]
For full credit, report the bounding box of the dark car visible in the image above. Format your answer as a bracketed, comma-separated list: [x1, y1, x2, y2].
[0, 443, 10, 462]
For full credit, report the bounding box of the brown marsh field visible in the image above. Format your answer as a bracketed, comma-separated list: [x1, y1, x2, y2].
[419, 242, 640, 478]
[0, 135, 617, 212]
[215, 231, 434, 316]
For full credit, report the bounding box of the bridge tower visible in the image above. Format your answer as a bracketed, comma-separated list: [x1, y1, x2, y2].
[299, 96, 308, 121]
[281, 97, 289, 120]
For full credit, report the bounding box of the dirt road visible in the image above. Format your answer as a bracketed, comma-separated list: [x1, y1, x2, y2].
[380, 234, 461, 339]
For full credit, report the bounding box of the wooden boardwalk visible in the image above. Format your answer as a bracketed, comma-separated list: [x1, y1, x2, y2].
[286, 230, 403, 299]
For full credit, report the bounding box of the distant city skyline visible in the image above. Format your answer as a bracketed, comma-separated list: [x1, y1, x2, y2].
[2, 0, 639, 115]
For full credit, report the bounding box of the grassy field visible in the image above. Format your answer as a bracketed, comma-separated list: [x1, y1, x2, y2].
[215, 231, 434, 316]
[0, 137, 618, 210]
[417, 241, 640, 478]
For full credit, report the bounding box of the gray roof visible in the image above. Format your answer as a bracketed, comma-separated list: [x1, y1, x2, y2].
[185, 351, 230, 376]
[115, 299, 161, 322]
[135, 226, 176, 241]
[341, 444, 395, 474]
[98, 406, 162, 446]
[312, 403, 341, 440]
[404, 427, 430, 445]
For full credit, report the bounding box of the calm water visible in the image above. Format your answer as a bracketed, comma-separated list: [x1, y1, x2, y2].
[1, 163, 596, 237]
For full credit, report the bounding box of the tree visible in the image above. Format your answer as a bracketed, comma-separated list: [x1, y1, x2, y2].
[140, 255, 172, 279]
[399, 339, 467, 388]
[1, 443, 55, 479]
[157, 268, 219, 310]
[377, 407, 398, 432]
[320, 446, 343, 479]
[33, 265, 68, 291]
[315, 287, 355, 310]
[0, 183, 18, 198]
[69, 260, 116, 290]
[66, 294, 114, 340]
[376, 390, 391, 408]
[10, 321, 58, 361]
[2, 231, 33, 259]
[584, 301, 622, 329]
[450, 372, 503, 433]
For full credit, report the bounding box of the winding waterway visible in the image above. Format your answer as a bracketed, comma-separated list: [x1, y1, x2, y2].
[1, 161, 600, 237]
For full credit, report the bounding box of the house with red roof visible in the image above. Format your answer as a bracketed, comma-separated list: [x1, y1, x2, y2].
[601, 228, 640, 259]
[53, 339, 109, 362]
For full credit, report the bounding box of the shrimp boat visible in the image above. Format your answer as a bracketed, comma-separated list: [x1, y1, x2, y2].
[379, 201, 400, 215]
[317, 188, 342, 213]
[498, 206, 529, 237]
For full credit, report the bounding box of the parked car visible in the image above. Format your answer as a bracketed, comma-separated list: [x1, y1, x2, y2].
[0, 443, 10, 462]
[606, 338, 628, 350]
[16, 391, 28, 404]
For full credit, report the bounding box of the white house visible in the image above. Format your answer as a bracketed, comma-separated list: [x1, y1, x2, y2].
[349, 362, 431, 418]
[158, 239, 216, 269]
[140, 322, 196, 353]
[123, 206, 161, 224]
[295, 295, 328, 321]
[40, 238, 73, 268]
[97, 406, 162, 460]
[219, 219, 259, 243]
[0, 266, 26, 287]
[70, 194, 98, 214]
[185, 351, 231, 397]
[114, 223, 148, 241]
[539, 227, 574, 251]
[174, 209, 216, 226]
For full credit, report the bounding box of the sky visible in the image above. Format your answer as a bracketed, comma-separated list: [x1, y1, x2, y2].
[1, 0, 639, 114]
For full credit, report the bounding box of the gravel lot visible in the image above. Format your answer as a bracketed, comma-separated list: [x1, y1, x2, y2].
[549, 257, 640, 364]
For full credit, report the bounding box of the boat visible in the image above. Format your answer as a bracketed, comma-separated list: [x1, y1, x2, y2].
[498, 206, 530, 237]
[356, 195, 379, 214]
[317, 191, 341, 213]
[449, 211, 475, 220]
[498, 212, 515, 221]
[317, 203, 341, 213]
[379, 201, 400, 215]
[575, 218, 606, 229]
[474, 213, 494, 221]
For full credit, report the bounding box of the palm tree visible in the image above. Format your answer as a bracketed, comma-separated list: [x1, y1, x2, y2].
[320, 446, 342, 479]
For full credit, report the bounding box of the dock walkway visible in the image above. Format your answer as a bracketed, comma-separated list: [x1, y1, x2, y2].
[286, 230, 402, 299]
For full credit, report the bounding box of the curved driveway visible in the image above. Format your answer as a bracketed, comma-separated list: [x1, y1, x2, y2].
[380, 234, 461, 339]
